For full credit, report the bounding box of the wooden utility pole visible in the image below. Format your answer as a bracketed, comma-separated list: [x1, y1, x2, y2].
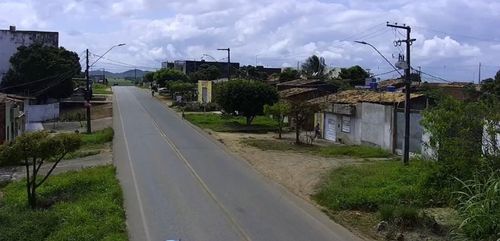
[387, 22, 416, 165]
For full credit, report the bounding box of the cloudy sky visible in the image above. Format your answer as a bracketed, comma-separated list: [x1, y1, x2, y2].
[1, 0, 499, 81]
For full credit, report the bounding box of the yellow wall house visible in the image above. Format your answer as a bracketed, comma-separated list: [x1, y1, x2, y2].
[197, 80, 213, 103]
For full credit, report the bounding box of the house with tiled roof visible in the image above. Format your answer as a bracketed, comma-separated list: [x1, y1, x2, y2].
[310, 90, 427, 154]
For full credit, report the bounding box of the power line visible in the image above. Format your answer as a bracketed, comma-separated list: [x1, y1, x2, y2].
[413, 25, 500, 43]
[0, 69, 77, 91]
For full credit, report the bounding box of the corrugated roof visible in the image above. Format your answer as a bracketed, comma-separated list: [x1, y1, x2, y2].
[276, 79, 322, 86]
[308, 90, 424, 105]
[279, 87, 317, 98]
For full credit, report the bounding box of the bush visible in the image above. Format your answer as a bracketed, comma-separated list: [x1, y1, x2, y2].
[177, 102, 220, 112]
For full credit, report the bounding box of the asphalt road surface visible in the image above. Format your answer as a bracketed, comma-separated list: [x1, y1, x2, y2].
[113, 86, 364, 241]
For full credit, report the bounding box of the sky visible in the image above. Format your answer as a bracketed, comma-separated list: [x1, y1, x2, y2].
[0, 0, 499, 82]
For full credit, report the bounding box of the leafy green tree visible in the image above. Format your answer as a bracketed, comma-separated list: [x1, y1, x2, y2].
[264, 101, 290, 138]
[153, 68, 188, 87]
[143, 72, 155, 82]
[339, 65, 369, 86]
[215, 79, 278, 125]
[240, 65, 269, 81]
[288, 101, 322, 144]
[189, 64, 221, 81]
[0, 132, 81, 209]
[279, 68, 300, 82]
[301, 55, 327, 79]
[1, 44, 81, 99]
[169, 81, 196, 101]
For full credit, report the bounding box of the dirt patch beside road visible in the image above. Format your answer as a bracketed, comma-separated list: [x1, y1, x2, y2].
[209, 131, 363, 201]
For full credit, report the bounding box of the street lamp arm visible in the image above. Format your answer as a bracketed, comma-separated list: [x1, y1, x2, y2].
[90, 43, 126, 67]
[354, 41, 403, 77]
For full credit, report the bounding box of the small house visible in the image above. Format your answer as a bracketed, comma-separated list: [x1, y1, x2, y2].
[310, 90, 427, 154]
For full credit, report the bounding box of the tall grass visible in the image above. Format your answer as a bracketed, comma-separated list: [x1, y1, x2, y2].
[454, 170, 500, 240]
[81, 128, 114, 145]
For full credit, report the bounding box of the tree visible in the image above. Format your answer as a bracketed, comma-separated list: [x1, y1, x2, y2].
[480, 70, 500, 100]
[240, 65, 269, 81]
[143, 72, 155, 82]
[0, 132, 81, 209]
[339, 65, 369, 86]
[169, 81, 196, 101]
[288, 101, 322, 144]
[215, 79, 278, 125]
[1, 44, 81, 100]
[153, 68, 188, 87]
[189, 64, 221, 81]
[264, 101, 290, 138]
[301, 55, 327, 79]
[279, 68, 300, 82]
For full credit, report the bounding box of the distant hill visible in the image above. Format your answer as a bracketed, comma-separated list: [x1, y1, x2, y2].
[89, 69, 151, 79]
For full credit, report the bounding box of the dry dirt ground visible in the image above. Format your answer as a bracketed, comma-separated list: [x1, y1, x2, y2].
[208, 131, 363, 201]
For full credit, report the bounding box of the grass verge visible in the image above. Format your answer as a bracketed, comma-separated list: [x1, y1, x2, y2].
[93, 84, 113, 95]
[242, 138, 392, 158]
[65, 128, 114, 160]
[314, 159, 435, 211]
[185, 113, 278, 133]
[0, 165, 128, 241]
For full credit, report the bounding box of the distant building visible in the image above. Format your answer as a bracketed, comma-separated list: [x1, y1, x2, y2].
[0, 26, 59, 81]
[161, 61, 174, 69]
[173, 60, 240, 78]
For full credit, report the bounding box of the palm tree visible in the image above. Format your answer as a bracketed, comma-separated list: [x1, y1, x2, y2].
[301, 55, 327, 79]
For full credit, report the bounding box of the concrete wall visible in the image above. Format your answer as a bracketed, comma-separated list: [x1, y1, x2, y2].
[27, 103, 59, 122]
[396, 112, 423, 154]
[0, 29, 58, 81]
[360, 102, 393, 150]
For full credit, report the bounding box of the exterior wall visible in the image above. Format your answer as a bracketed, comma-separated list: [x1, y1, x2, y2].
[27, 103, 59, 122]
[0, 29, 58, 81]
[197, 80, 213, 103]
[360, 102, 393, 150]
[396, 112, 423, 154]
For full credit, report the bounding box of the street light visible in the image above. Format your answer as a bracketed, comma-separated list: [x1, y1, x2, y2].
[90, 43, 126, 67]
[85, 43, 126, 134]
[217, 48, 230, 80]
[354, 41, 403, 77]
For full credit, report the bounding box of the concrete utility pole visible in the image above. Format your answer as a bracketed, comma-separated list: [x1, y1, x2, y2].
[478, 62, 482, 84]
[387, 22, 416, 165]
[217, 48, 230, 80]
[85, 49, 92, 134]
[134, 68, 137, 83]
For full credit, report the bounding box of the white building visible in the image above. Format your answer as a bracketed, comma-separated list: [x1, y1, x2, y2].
[0, 26, 58, 81]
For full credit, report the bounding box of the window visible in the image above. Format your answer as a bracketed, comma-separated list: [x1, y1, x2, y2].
[341, 116, 351, 133]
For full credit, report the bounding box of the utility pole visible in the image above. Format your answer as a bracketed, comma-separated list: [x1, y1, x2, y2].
[478, 62, 482, 84]
[134, 68, 137, 83]
[217, 48, 230, 80]
[85, 49, 92, 134]
[387, 22, 416, 165]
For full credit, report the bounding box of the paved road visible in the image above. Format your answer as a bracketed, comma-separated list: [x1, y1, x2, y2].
[113, 87, 364, 241]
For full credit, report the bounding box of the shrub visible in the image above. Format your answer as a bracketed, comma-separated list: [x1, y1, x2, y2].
[81, 128, 114, 145]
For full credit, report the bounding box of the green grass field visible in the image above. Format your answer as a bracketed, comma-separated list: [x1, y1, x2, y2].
[108, 78, 135, 86]
[185, 113, 278, 133]
[0, 165, 128, 241]
[242, 139, 393, 158]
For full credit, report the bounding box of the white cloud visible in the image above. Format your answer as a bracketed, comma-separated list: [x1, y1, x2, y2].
[0, 0, 499, 80]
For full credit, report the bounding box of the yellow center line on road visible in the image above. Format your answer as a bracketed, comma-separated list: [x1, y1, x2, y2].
[115, 89, 153, 241]
[131, 91, 252, 241]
